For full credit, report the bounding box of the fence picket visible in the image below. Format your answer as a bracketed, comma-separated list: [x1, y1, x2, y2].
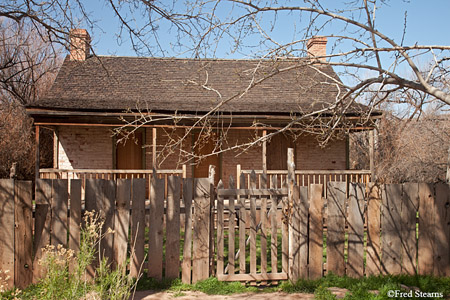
[434, 183, 450, 276]
[51, 179, 68, 247]
[131, 178, 146, 277]
[401, 183, 419, 275]
[228, 176, 236, 276]
[33, 179, 52, 280]
[182, 178, 193, 284]
[366, 183, 382, 276]
[192, 178, 211, 283]
[260, 173, 268, 277]
[270, 175, 278, 274]
[166, 176, 181, 279]
[347, 183, 365, 278]
[239, 173, 246, 274]
[217, 180, 225, 276]
[14, 181, 33, 289]
[250, 171, 257, 275]
[326, 182, 346, 276]
[114, 179, 131, 269]
[309, 184, 323, 279]
[418, 183, 435, 275]
[148, 176, 164, 279]
[381, 184, 402, 275]
[299, 186, 309, 279]
[0, 179, 15, 289]
[69, 180, 82, 273]
[281, 180, 289, 275]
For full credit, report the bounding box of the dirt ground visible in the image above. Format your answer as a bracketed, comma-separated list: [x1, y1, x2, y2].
[131, 290, 316, 300]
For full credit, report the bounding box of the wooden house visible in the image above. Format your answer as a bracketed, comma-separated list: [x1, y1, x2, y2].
[26, 30, 379, 187]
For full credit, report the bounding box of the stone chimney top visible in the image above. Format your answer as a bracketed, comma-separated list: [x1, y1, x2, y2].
[307, 36, 327, 61]
[69, 29, 91, 61]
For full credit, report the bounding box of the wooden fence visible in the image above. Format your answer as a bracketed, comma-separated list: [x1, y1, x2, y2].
[0, 176, 213, 290]
[1, 174, 449, 290]
[215, 177, 450, 282]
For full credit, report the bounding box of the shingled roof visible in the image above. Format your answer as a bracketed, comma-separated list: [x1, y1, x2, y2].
[29, 55, 367, 116]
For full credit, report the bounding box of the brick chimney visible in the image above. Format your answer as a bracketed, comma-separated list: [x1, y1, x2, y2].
[69, 29, 91, 61]
[307, 36, 327, 61]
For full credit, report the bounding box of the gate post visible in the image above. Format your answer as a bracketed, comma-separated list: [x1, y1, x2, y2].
[287, 148, 300, 282]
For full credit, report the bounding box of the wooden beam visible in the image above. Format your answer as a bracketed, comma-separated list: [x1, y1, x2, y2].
[33, 122, 376, 131]
[152, 127, 157, 168]
[369, 130, 375, 181]
[217, 188, 288, 196]
[35, 126, 40, 180]
[217, 272, 288, 282]
[262, 130, 267, 173]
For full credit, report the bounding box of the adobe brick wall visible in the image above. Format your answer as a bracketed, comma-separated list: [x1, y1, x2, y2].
[296, 134, 347, 170]
[56, 127, 346, 182]
[57, 126, 113, 169]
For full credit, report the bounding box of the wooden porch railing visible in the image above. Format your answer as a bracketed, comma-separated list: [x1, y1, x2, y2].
[39, 166, 187, 199]
[239, 166, 371, 194]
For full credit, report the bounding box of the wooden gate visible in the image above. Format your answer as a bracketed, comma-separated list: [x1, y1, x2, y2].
[215, 171, 290, 282]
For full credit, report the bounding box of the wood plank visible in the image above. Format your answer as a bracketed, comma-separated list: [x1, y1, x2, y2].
[250, 171, 257, 274]
[326, 182, 346, 276]
[418, 183, 435, 275]
[84, 179, 101, 277]
[228, 176, 236, 276]
[51, 180, 68, 247]
[401, 182, 419, 275]
[299, 186, 309, 279]
[217, 272, 288, 282]
[270, 175, 278, 274]
[217, 188, 288, 196]
[33, 179, 52, 281]
[69, 180, 82, 253]
[366, 183, 382, 276]
[166, 176, 181, 279]
[0, 180, 15, 289]
[208, 166, 216, 277]
[192, 178, 211, 283]
[182, 178, 193, 284]
[434, 182, 450, 276]
[381, 184, 402, 275]
[287, 148, 296, 282]
[309, 184, 323, 279]
[281, 180, 289, 275]
[129, 178, 145, 277]
[14, 181, 33, 289]
[147, 176, 164, 279]
[101, 180, 116, 265]
[260, 173, 268, 276]
[114, 179, 131, 269]
[239, 173, 246, 274]
[69, 180, 82, 273]
[217, 180, 225, 276]
[347, 183, 365, 278]
[289, 185, 301, 282]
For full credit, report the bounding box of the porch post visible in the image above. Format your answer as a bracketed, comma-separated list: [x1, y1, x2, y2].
[152, 127, 157, 168]
[262, 130, 267, 174]
[369, 130, 375, 182]
[35, 125, 40, 180]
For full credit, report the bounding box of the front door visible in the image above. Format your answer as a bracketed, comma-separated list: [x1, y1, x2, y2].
[193, 132, 220, 184]
[267, 132, 295, 170]
[116, 131, 143, 170]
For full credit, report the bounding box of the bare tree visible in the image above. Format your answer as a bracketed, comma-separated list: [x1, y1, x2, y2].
[3, 0, 450, 167]
[0, 21, 59, 178]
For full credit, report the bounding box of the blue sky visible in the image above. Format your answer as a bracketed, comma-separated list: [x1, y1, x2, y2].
[82, 0, 450, 58]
